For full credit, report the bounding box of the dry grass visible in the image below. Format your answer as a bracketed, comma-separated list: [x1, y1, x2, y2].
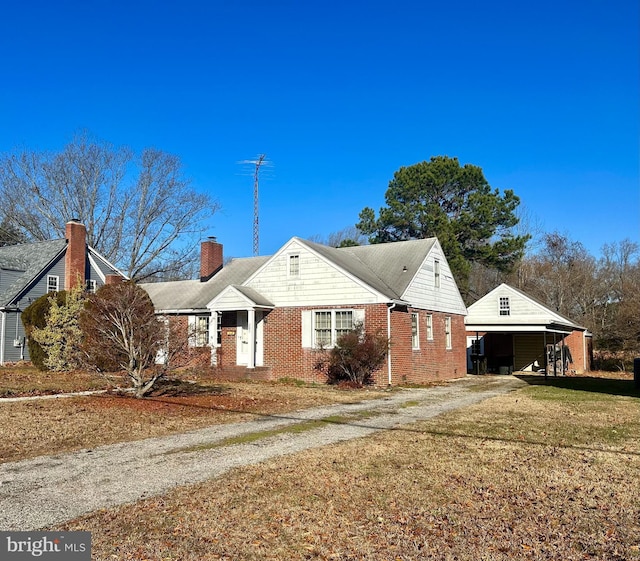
[58, 377, 640, 561]
[0, 365, 118, 396]
[0, 378, 388, 463]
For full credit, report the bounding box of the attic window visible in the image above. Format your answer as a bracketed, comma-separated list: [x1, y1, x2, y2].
[434, 259, 441, 288]
[288, 254, 300, 278]
[499, 297, 510, 316]
[47, 275, 59, 293]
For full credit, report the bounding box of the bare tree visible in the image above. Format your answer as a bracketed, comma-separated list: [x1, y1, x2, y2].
[308, 226, 367, 248]
[0, 132, 219, 280]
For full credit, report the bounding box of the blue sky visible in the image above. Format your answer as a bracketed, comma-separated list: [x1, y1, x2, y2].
[1, 0, 637, 260]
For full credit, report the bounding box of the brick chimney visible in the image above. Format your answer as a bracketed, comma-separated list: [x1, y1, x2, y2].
[65, 219, 86, 290]
[200, 237, 223, 282]
[105, 274, 124, 285]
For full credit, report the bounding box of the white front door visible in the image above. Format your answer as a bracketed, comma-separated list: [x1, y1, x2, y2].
[236, 311, 249, 365]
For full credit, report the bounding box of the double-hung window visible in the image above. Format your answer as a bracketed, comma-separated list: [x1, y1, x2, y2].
[288, 254, 300, 278]
[499, 297, 510, 316]
[411, 313, 419, 349]
[190, 315, 210, 347]
[313, 310, 354, 348]
[86, 279, 97, 293]
[445, 316, 452, 350]
[426, 314, 433, 340]
[47, 275, 59, 293]
[434, 259, 441, 288]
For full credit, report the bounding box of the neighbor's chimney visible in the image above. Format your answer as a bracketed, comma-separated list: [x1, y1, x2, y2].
[65, 219, 86, 290]
[200, 237, 223, 282]
[105, 274, 124, 285]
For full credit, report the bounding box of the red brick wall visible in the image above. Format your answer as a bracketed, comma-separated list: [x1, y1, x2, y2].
[389, 308, 466, 385]
[564, 330, 591, 373]
[260, 304, 466, 386]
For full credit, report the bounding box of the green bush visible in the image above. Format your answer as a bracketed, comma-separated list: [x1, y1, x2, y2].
[21, 291, 68, 370]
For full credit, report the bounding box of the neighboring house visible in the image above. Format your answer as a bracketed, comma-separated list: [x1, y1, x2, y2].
[0, 220, 127, 364]
[465, 283, 592, 375]
[141, 236, 468, 385]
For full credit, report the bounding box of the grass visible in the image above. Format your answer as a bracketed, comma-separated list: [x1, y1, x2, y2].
[0, 365, 120, 396]
[55, 375, 640, 561]
[0, 368, 388, 463]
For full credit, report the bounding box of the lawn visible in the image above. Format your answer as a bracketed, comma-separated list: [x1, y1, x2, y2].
[53, 375, 640, 561]
[0, 368, 389, 463]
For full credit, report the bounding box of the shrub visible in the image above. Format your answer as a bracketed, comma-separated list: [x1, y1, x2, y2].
[315, 323, 389, 386]
[21, 291, 68, 370]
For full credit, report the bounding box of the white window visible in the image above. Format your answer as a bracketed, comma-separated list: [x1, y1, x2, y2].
[470, 339, 482, 355]
[499, 297, 510, 316]
[216, 312, 222, 345]
[86, 280, 97, 293]
[445, 316, 452, 350]
[47, 275, 59, 293]
[426, 314, 433, 340]
[434, 259, 440, 288]
[411, 313, 419, 349]
[195, 315, 210, 347]
[301, 309, 363, 348]
[288, 254, 300, 278]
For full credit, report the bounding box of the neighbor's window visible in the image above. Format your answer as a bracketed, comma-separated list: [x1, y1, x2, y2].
[288, 254, 300, 278]
[195, 315, 210, 347]
[445, 316, 452, 349]
[426, 314, 433, 340]
[86, 279, 97, 293]
[411, 313, 419, 349]
[216, 312, 222, 345]
[47, 275, 59, 293]
[434, 259, 441, 288]
[499, 297, 510, 316]
[314, 310, 354, 348]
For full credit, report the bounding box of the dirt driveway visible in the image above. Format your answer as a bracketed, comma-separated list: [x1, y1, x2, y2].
[0, 375, 525, 531]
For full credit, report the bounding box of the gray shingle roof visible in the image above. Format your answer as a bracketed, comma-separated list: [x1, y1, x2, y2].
[0, 239, 67, 306]
[141, 238, 439, 311]
[140, 256, 270, 311]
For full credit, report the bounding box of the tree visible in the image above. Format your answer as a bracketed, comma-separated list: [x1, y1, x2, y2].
[308, 226, 367, 248]
[357, 156, 529, 300]
[0, 218, 27, 247]
[0, 132, 220, 280]
[31, 284, 85, 371]
[315, 323, 389, 386]
[80, 282, 164, 397]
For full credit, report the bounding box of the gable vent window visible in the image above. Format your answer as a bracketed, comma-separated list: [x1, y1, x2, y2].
[288, 254, 300, 278]
[499, 297, 510, 316]
[47, 275, 59, 293]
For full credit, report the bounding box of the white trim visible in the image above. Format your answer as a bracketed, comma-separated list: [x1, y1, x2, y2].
[0, 311, 5, 366]
[411, 312, 419, 350]
[47, 275, 59, 292]
[87, 245, 129, 280]
[87, 253, 106, 283]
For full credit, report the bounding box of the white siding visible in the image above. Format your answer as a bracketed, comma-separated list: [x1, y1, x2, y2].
[211, 287, 253, 311]
[247, 240, 385, 306]
[467, 285, 559, 325]
[402, 243, 466, 314]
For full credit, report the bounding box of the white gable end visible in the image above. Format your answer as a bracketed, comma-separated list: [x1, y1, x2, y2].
[245, 239, 387, 307]
[402, 241, 466, 314]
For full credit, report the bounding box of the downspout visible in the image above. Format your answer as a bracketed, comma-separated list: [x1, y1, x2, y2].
[387, 302, 397, 386]
[0, 311, 5, 366]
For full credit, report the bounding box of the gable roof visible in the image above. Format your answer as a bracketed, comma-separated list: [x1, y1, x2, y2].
[301, 238, 437, 301]
[0, 239, 67, 306]
[141, 256, 270, 312]
[142, 237, 446, 312]
[466, 283, 585, 333]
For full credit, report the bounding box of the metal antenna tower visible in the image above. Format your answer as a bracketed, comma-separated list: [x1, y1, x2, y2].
[238, 154, 269, 256]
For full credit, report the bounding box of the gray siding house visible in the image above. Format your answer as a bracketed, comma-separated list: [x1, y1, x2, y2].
[0, 220, 126, 364]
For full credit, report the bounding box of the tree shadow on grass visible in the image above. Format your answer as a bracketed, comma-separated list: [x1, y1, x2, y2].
[515, 374, 640, 398]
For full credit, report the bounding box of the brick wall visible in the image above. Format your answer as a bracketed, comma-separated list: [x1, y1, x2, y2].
[564, 330, 591, 373]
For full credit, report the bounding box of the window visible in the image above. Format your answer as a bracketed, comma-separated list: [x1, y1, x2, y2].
[434, 259, 440, 288]
[47, 275, 59, 293]
[426, 314, 433, 340]
[216, 312, 222, 345]
[499, 297, 510, 316]
[314, 310, 354, 348]
[86, 280, 97, 293]
[288, 254, 300, 278]
[411, 313, 419, 349]
[445, 316, 452, 349]
[470, 339, 482, 355]
[195, 315, 210, 347]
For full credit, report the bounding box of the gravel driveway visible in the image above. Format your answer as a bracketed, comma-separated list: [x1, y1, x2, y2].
[0, 375, 525, 531]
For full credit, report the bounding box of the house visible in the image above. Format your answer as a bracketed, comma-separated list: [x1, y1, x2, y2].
[0, 220, 127, 364]
[464, 283, 592, 375]
[141, 236, 468, 385]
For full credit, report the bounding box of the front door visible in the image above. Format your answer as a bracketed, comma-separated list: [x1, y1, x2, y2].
[236, 311, 249, 365]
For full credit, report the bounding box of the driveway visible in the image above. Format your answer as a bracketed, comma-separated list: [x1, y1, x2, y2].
[0, 375, 525, 531]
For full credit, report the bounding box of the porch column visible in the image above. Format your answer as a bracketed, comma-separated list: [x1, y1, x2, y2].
[247, 308, 256, 369]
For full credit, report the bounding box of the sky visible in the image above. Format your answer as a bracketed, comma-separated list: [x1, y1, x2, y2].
[1, 0, 638, 261]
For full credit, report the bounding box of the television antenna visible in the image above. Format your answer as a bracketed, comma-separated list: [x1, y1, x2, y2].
[238, 154, 270, 256]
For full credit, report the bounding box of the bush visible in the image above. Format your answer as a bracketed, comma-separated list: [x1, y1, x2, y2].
[315, 323, 389, 386]
[21, 291, 68, 370]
